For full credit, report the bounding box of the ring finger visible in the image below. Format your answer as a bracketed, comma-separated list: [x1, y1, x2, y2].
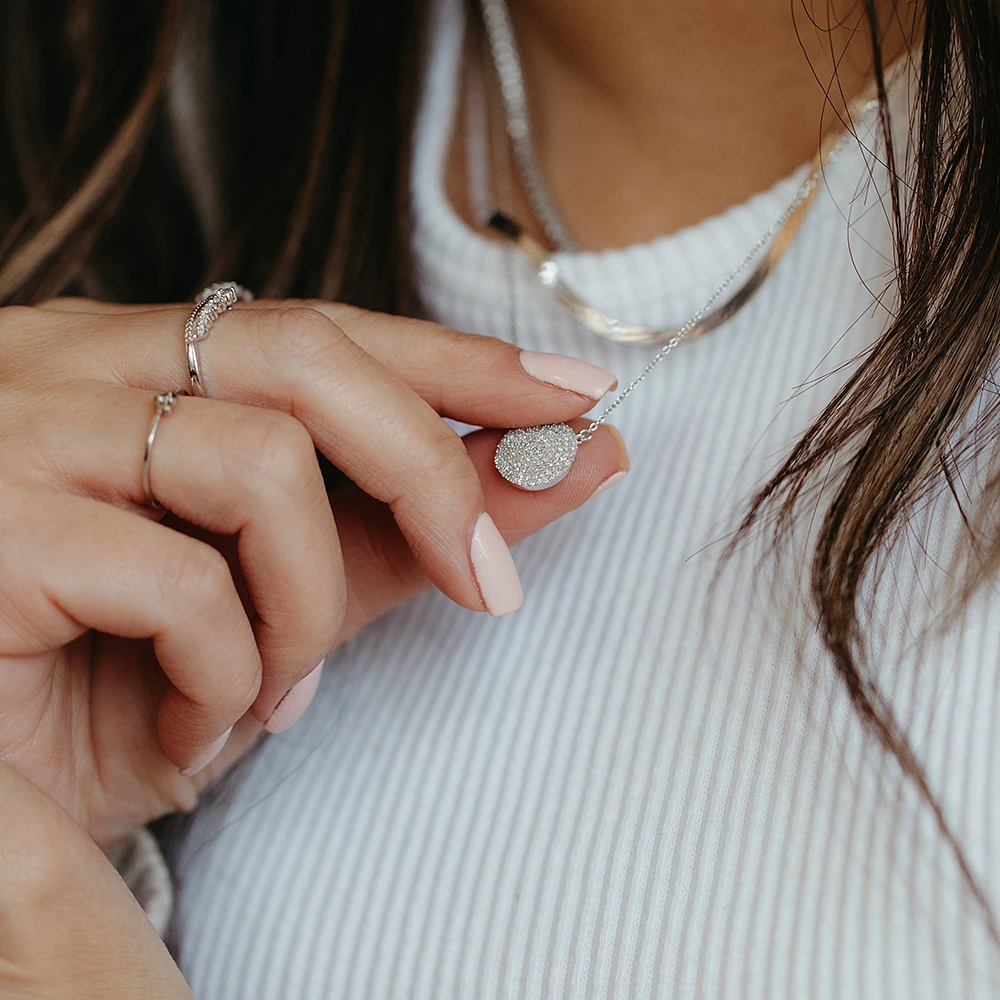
[16, 381, 344, 726]
[43, 305, 519, 616]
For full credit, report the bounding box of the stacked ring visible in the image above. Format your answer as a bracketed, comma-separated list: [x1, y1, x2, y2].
[142, 391, 183, 508]
[184, 281, 254, 397]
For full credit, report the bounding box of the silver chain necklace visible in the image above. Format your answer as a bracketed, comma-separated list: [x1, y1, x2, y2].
[480, 0, 578, 251]
[492, 170, 823, 489]
[479, 0, 877, 491]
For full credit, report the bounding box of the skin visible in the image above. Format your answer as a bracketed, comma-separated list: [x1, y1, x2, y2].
[0, 296, 627, 989]
[450, 0, 915, 247]
[0, 759, 194, 999]
[3, 0, 916, 990]
[0, 298, 627, 845]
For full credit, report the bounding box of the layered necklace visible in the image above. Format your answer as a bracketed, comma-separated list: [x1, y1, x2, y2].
[476, 0, 881, 491]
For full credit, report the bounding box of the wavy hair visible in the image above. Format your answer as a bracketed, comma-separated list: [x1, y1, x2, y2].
[2, 0, 1000, 934]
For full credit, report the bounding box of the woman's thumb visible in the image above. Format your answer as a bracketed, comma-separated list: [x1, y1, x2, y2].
[331, 422, 629, 641]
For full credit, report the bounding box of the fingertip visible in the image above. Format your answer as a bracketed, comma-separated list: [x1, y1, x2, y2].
[264, 660, 325, 734]
[469, 512, 524, 616]
[592, 468, 629, 497]
[603, 424, 631, 473]
[180, 727, 233, 777]
[518, 350, 618, 401]
[158, 686, 238, 775]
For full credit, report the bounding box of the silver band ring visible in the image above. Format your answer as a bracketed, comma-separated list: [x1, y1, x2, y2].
[185, 281, 254, 397]
[142, 391, 182, 508]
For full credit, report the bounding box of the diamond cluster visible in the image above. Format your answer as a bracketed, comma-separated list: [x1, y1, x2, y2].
[186, 282, 253, 343]
[494, 423, 578, 491]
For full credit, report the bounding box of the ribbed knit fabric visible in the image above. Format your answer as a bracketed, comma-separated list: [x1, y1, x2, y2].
[161, 1, 1000, 996]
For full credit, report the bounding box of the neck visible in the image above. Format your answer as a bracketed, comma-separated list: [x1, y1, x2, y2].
[451, 0, 915, 249]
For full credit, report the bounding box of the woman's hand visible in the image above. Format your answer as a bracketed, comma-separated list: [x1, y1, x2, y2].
[0, 759, 193, 999]
[0, 298, 628, 844]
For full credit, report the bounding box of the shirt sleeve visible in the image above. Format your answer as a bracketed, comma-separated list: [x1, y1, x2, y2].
[104, 826, 174, 938]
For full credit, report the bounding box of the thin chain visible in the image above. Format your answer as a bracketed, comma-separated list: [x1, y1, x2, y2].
[464, 38, 521, 345]
[574, 164, 828, 443]
[480, 0, 578, 251]
[478, 0, 869, 444]
[489, 53, 521, 346]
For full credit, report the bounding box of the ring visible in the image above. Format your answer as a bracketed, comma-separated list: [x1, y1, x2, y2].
[142, 391, 182, 508]
[185, 281, 254, 397]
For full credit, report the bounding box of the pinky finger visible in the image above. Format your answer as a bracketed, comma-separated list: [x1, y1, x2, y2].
[18, 493, 261, 773]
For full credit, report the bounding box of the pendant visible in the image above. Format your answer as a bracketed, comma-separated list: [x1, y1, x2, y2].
[494, 423, 579, 491]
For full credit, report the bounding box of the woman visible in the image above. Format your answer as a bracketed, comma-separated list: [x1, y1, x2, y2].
[2, 0, 999, 995]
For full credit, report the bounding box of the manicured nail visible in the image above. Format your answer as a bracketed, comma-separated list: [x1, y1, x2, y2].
[470, 512, 523, 616]
[592, 469, 628, 497]
[265, 660, 325, 735]
[181, 726, 233, 777]
[519, 350, 617, 400]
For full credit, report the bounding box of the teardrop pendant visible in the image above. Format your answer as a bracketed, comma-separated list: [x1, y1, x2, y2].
[494, 423, 579, 491]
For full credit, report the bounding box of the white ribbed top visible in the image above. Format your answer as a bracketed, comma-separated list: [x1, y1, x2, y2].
[161, 2, 1000, 996]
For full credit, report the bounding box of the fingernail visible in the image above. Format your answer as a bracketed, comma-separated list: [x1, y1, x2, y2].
[470, 512, 524, 616]
[181, 726, 233, 777]
[592, 469, 628, 497]
[265, 660, 325, 734]
[519, 350, 617, 400]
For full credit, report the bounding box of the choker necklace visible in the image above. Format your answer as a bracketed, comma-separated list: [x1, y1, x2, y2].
[477, 0, 884, 491]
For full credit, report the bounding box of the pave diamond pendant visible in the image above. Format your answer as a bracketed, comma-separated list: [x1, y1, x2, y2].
[494, 423, 579, 491]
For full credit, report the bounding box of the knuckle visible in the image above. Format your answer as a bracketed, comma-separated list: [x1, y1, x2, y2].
[246, 306, 346, 388]
[225, 654, 262, 712]
[274, 306, 345, 368]
[245, 410, 317, 493]
[412, 425, 480, 493]
[161, 541, 234, 611]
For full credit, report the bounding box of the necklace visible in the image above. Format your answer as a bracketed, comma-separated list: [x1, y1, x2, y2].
[479, 0, 578, 252]
[491, 169, 824, 490]
[478, 1, 882, 492]
[480, 0, 846, 348]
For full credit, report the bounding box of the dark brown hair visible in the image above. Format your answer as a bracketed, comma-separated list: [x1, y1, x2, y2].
[736, 0, 1000, 934]
[2, 0, 1000, 932]
[0, 0, 423, 308]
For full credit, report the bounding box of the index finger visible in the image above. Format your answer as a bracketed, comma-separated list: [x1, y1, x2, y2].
[38, 297, 619, 428]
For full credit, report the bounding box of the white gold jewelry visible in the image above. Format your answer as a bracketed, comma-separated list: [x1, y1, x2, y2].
[494, 423, 578, 491]
[477, 0, 867, 349]
[142, 391, 182, 508]
[480, 0, 577, 251]
[478, 0, 897, 489]
[185, 281, 254, 397]
[493, 178, 814, 489]
[195, 282, 254, 306]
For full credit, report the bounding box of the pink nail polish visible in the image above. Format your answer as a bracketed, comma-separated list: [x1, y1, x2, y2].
[470, 512, 523, 617]
[519, 351, 617, 400]
[181, 726, 233, 777]
[265, 660, 325, 734]
[592, 469, 628, 497]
